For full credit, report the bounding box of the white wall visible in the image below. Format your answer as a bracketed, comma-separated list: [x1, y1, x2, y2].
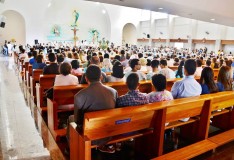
[43, 0, 111, 44]
[0, 0, 111, 45]
[155, 19, 168, 39]
[122, 23, 137, 45]
[103, 4, 143, 46]
[139, 21, 150, 39]
[1, 10, 26, 45]
[195, 21, 219, 39]
[223, 45, 234, 54]
[225, 27, 234, 40]
[172, 17, 191, 39]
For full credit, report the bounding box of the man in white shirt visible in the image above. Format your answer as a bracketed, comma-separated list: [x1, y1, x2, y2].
[130, 50, 138, 59]
[194, 59, 203, 77]
[19, 49, 27, 60]
[159, 59, 175, 79]
[124, 59, 146, 81]
[7, 42, 13, 56]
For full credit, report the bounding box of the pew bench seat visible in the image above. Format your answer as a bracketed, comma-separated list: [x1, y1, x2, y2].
[208, 128, 234, 147]
[151, 140, 217, 160]
[70, 123, 154, 149]
[165, 117, 198, 130]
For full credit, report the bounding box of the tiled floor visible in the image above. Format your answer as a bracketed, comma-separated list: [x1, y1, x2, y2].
[0, 55, 50, 159]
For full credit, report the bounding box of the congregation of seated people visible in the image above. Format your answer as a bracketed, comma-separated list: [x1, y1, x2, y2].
[15, 42, 234, 154]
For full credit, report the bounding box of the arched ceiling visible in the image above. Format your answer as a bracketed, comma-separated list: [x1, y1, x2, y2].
[86, 0, 234, 27]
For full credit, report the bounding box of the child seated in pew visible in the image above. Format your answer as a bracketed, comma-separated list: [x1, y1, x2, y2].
[116, 73, 149, 107]
[148, 74, 173, 103]
[148, 74, 173, 126]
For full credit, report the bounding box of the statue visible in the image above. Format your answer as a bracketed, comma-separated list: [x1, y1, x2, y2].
[73, 10, 79, 26]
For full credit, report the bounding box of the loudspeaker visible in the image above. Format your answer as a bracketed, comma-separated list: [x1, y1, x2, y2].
[34, 39, 38, 44]
[147, 34, 150, 38]
[0, 22, 5, 28]
[126, 43, 128, 47]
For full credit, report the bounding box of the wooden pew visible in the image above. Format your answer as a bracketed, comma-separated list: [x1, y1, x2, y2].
[47, 85, 87, 141]
[208, 129, 234, 151]
[69, 96, 212, 160]
[152, 140, 217, 160]
[152, 91, 234, 160]
[26, 65, 32, 105]
[23, 62, 29, 98]
[30, 69, 43, 105]
[36, 74, 56, 113]
[209, 91, 234, 130]
[26, 64, 32, 93]
[165, 95, 212, 142]
[108, 80, 152, 96]
[70, 103, 166, 160]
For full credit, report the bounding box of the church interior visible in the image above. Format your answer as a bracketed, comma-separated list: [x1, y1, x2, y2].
[1, 0, 234, 159]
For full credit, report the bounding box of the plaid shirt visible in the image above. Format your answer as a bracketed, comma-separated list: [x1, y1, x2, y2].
[116, 90, 149, 107]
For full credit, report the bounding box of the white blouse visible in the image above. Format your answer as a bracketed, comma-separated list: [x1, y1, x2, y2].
[54, 74, 78, 86]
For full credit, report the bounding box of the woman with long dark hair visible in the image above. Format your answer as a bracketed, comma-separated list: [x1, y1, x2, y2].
[175, 60, 184, 78]
[200, 67, 224, 94]
[217, 66, 232, 91]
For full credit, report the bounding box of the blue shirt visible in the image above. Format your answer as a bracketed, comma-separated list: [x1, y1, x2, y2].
[171, 75, 202, 99]
[201, 82, 224, 94]
[29, 58, 35, 65]
[32, 63, 47, 69]
[116, 90, 149, 107]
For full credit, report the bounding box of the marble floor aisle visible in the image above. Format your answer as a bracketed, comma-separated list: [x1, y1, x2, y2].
[0, 55, 50, 159]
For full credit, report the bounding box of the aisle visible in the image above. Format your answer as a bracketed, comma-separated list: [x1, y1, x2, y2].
[0, 55, 50, 159]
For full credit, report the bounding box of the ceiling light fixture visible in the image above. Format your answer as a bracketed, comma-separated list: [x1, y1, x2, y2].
[102, 10, 106, 14]
[158, 8, 163, 10]
[210, 18, 215, 21]
[48, 2, 51, 7]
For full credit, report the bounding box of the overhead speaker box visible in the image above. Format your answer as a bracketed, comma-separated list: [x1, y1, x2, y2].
[35, 39, 38, 44]
[147, 34, 150, 38]
[0, 22, 5, 28]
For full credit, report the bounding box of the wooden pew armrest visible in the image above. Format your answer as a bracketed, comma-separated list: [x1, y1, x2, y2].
[70, 122, 91, 160]
[36, 83, 40, 108]
[47, 98, 59, 131]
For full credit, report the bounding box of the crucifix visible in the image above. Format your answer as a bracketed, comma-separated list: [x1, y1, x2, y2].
[71, 26, 78, 47]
